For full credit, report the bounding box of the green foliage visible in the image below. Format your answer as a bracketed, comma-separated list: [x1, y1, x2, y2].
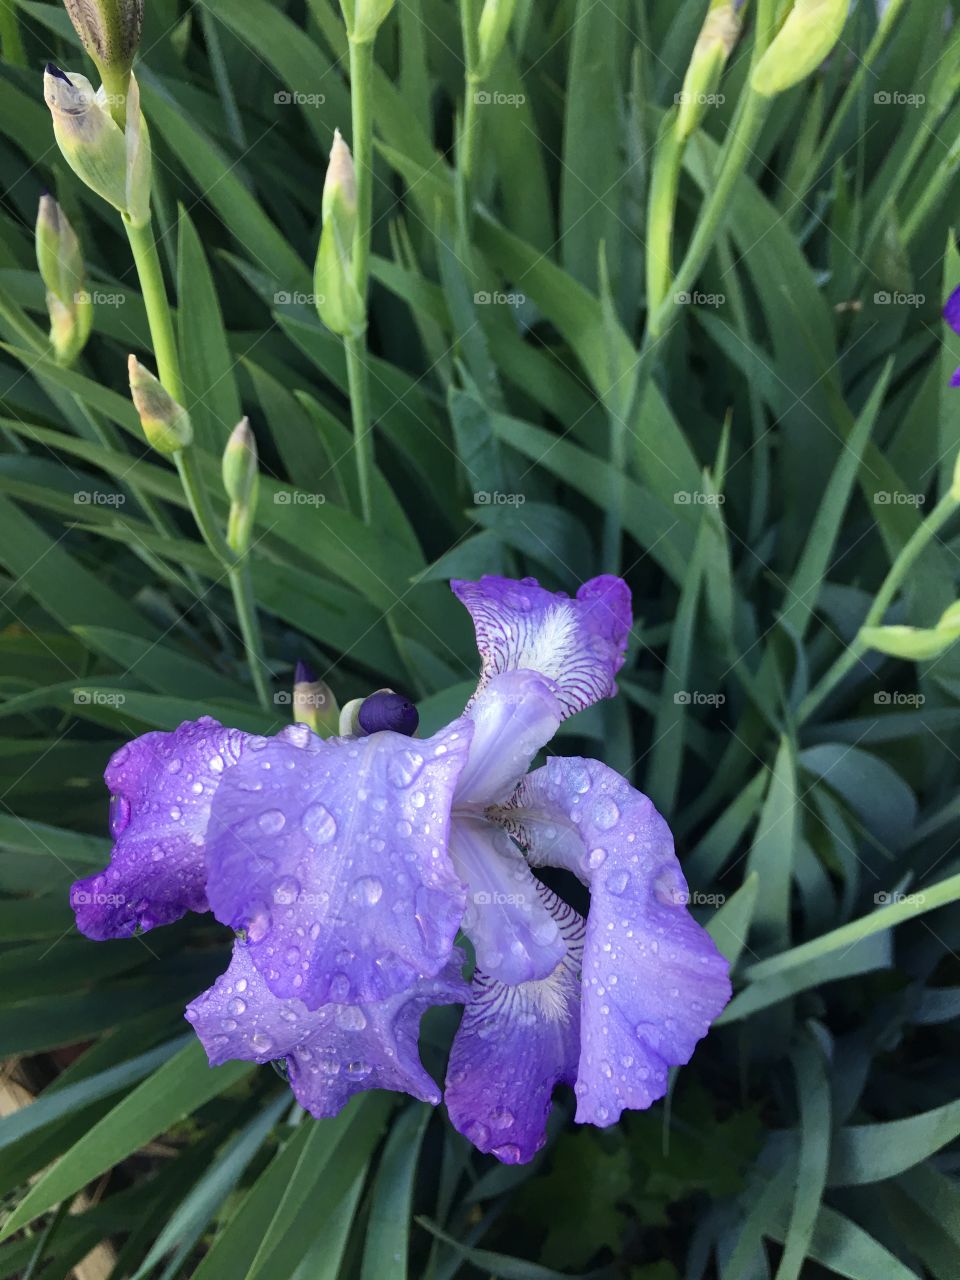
[0, 0, 959, 1276]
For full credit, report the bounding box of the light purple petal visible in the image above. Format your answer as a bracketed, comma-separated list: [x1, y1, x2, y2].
[204, 719, 473, 1009]
[950, 366, 960, 388]
[445, 886, 583, 1163]
[187, 943, 470, 1118]
[944, 284, 960, 334]
[448, 816, 567, 984]
[71, 717, 247, 940]
[503, 757, 731, 1127]
[451, 575, 632, 719]
[456, 670, 562, 807]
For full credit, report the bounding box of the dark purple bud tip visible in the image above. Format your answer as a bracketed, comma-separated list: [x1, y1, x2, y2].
[46, 63, 73, 83]
[357, 691, 419, 737]
[294, 659, 317, 686]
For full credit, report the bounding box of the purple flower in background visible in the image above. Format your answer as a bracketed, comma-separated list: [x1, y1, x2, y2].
[71, 575, 730, 1161]
[944, 285, 960, 386]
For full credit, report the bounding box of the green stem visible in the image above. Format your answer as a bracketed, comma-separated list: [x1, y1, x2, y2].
[124, 217, 184, 402]
[228, 562, 272, 711]
[645, 115, 685, 323]
[125, 217, 271, 708]
[346, 35, 376, 523]
[459, 0, 482, 196]
[0, 5, 26, 67]
[799, 492, 959, 723]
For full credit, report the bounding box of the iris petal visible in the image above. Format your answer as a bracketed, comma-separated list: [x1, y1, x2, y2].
[456, 669, 562, 806]
[451, 574, 631, 719]
[203, 719, 473, 1009]
[187, 943, 470, 1118]
[71, 717, 247, 940]
[446, 885, 583, 1163]
[504, 757, 731, 1126]
[944, 284, 960, 335]
[449, 816, 567, 984]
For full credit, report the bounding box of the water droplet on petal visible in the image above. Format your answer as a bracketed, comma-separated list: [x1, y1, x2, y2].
[250, 1032, 273, 1054]
[387, 749, 424, 788]
[302, 802, 337, 844]
[259, 808, 286, 834]
[606, 870, 630, 895]
[586, 847, 607, 869]
[336, 1005, 367, 1031]
[350, 875, 383, 906]
[594, 796, 620, 830]
[227, 998, 246, 1015]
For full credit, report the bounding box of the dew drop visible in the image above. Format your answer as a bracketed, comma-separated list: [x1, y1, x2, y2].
[302, 802, 337, 844]
[227, 998, 246, 1015]
[594, 796, 621, 830]
[586, 847, 607, 869]
[336, 1005, 368, 1031]
[350, 875, 383, 906]
[387, 749, 425, 788]
[250, 1032, 273, 1054]
[606, 870, 630, 895]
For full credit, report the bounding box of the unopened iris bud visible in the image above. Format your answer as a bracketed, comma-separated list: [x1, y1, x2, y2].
[751, 0, 849, 99]
[677, 1, 740, 139]
[358, 690, 420, 737]
[476, 0, 518, 79]
[338, 696, 364, 737]
[222, 418, 260, 555]
[36, 195, 92, 365]
[340, 0, 395, 43]
[314, 129, 365, 337]
[63, 0, 143, 90]
[293, 660, 340, 737]
[43, 64, 151, 226]
[128, 355, 192, 454]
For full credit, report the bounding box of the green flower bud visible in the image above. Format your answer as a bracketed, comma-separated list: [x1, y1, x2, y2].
[63, 0, 143, 81]
[677, 2, 740, 140]
[128, 355, 193, 454]
[476, 0, 518, 79]
[338, 696, 365, 736]
[222, 418, 260, 555]
[292, 661, 340, 737]
[340, 0, 395, 43]
[36, 195, 92, 365]
[314, 130, 365, 337]
[952, 448, 960, 502]
[43, 65, 151, 226]
[751, 0, 849, 99]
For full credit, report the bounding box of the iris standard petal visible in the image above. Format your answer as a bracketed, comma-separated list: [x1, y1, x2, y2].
[71, 717, 247, 940]
[187, 943, 471, 1118]
[504, 756, 731, 1127]
[445, 886, 583, 1164]
[449, 816, 567, 984]
[451, 574, 631, 719]
[944, 284, 960, 334]
[203, 719, 473, 1009]
[455, 669, 562, 807]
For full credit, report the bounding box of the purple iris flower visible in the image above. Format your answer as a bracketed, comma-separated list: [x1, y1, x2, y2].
[944, 286, 960, 386]
[70, 575, 730, 1162]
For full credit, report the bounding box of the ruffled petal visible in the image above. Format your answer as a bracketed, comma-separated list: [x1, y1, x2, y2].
[71, 717, 248, 940]
[503, 757, 731, 1127]
[456, 670, 562, 807]
[204, 719, 473, 1009]
[187, 943, 470, 1118]
[445, 886, 583, 1164]
[451, 575, 631, 719]
[448, 816, 567, 984]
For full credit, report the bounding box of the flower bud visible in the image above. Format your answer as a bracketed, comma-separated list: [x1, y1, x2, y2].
[751, 0, 849, 99]
[43, 65, 151, 226]
[952, 448, 960, 502]
[676, 2, 740, 140]
[476, 0, 518, 79]
[222, 418, 260, 555]
[36, 195, 92, 365]
[338, 696, 365, 736]
[293, 661, 340, 737]
[314, 129, 365, 337]
[128, 355, 192, 453]
[63, 0, 143, 82]
[340, 0, 395, 43]
[358, 690, 419, 737]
